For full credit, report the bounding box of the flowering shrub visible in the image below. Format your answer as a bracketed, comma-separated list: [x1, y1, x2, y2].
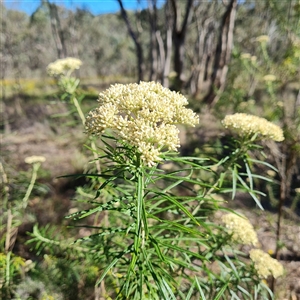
[46, 57, 82, 77]
[61, 79, 285, 299]
[85, 81, 198, 166]
[26, 59, 287, 299]
[222, 113, 284, 142]
[222, 213, 258, 246]
[249, 249, 284, 279]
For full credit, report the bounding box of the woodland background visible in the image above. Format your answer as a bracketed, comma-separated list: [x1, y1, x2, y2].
[1, 0, 300, 299]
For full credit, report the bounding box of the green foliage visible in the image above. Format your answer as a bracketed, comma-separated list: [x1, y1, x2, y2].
[54, 133, 275, 299]
[2, 1, 299, 298]
[23, 75, 284, 299]
[0, 159, 47, 299]
[217, 11, 300, 206]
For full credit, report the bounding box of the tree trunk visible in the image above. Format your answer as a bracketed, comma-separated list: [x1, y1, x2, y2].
[169, 0, 194, 91]
[47, 1, 67, 59]
[188, 13, 215, 97]
[203, 0, 238, 107]
[148, 0, 159, 81]
[117, 0, 144, 81]
[160, 0, 173, 88]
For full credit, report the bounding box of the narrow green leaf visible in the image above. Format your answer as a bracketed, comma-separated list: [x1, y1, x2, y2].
[249, 192, 264, 210]
[245, 161, 253, 190]
[161, 277, 177, 300]
[229, 290, 241, 300]
[224, 254, 240, 280]
[96, 257, 119, 286]
[194, 277, 207, 300]
[72, 227, 134, 244]
[214, 282, 228, 300]
[152, 220, 207, 241]
[158, 241, 207, 262]
[237, 285, 251, 297]
[155, 193, 200, 225]
[239, 173, 273, 182]
[161, 179, 184, 193]
[219, 172, 226, 188]
[185, 282, 195, 300]
[95, 247, 131, 286]
[236, 174, 264, 209]
[248, 157, 278, 170]
[231, 166, 238, 200]
[149, 235, 165, 262]
[151, 173, 212, 188]
[144, 259, 167, 298]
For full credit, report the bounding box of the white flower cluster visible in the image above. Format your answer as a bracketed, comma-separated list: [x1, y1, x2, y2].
[240, 53, 257, 63]
[85, 81, 199, 166]
[24, 156, 46, 164]
[249, 249, 284, 279]
[263, 74, 277, 82]
[222, 113, 284, 142]
[47, 57, 82, 77]
[222, 213, 258, 246]
[255, 35, 269, 43]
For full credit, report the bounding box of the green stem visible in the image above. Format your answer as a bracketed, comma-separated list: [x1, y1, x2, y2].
[72, 96, 86, 126]
[266, 82, 277, 104]
[0, 162, 9, 209]
[131, 165, 148, 272]
[136, 167, 145, 246]
[5, 251, 11, 288]
[261, 43, 270, 66]
[72, 95, 101, 173]
[22, 163, 40, 209]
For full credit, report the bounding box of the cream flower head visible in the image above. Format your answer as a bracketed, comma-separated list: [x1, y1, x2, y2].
[222, 113, 284, 142]
[249, 249, 284, 279]
[255, 35, 269, 43]
[240, 53, 251, 59]
[85, 81, 199, 166]
[25, 156, 46, 164]
[47, 57, 82, 77]
[263, 74, 276, 82]
[222, 213, 258, 246]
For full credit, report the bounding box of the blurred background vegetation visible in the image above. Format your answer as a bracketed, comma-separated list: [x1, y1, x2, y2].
[1, 0, 300, 299]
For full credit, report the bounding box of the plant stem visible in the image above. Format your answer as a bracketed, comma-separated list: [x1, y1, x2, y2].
[131, 165, 148, 274]
[22, 163, 40, 209]
[136, 167, 145, 248]
[5, 251, 11, 288]
[5, 209, 13, 252]
[0, 162, 9, 209]
[72, 96, 86, 126]
[72, 95, 101, 173]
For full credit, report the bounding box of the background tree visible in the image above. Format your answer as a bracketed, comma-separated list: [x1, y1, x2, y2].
[203, 0, 238, 106]
[116, 0, 145, 81]
[169, 0, 194, 90]
[45, 0, 67, 59]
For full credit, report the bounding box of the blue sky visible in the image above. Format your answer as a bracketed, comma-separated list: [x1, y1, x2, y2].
[4, 0, 166, 15]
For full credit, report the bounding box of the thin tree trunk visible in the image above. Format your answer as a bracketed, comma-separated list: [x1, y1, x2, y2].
[169, 0, 194, 91]
[156, 31, 165, 83]
[117, 0, 144, 81]
[161, 0, 173, 88]
[148, 0, 158, 81]
[189, 14, 214, 97]
[204, 0, 237, 107]
[47, 0, 67, 59]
